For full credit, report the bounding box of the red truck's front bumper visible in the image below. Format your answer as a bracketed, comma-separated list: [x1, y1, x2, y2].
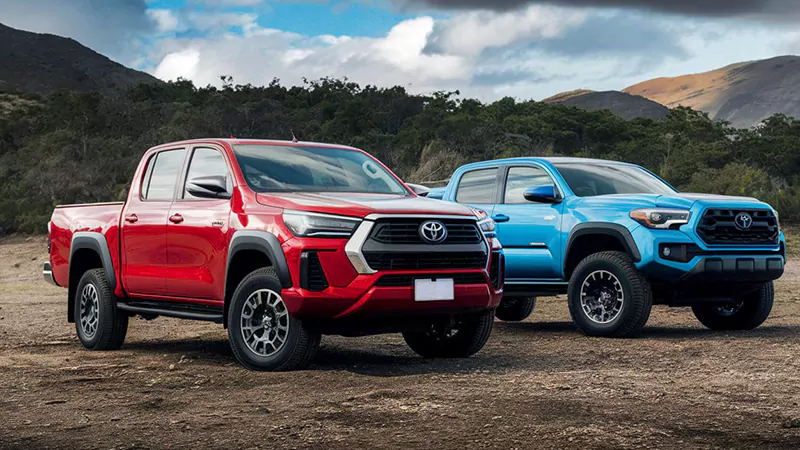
[280, 236, 504, 321]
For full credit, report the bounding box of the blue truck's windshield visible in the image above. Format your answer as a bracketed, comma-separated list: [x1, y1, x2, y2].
[233, 145, 409, 195]
[554, 163, 676, 197]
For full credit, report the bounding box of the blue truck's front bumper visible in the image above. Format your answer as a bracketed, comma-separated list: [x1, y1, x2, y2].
[632, 226, 785, 283]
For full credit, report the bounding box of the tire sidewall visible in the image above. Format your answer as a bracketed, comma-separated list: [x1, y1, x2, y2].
[227, 272, 303, 370]
[74, 270, 106, 348]
[569, 257, 638, 335]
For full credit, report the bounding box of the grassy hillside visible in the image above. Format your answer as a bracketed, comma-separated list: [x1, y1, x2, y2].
[2, 78, 800, 234]
[543, 90, 669, 120]
[0, 23, 160, 95]
[625, 55, 800, 128]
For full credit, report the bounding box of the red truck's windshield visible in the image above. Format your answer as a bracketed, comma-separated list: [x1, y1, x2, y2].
[233, 145, 409, 195]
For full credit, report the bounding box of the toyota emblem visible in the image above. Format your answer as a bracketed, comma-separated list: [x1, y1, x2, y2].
[419, 220, 448, 244]
[734, 212, 753, 230]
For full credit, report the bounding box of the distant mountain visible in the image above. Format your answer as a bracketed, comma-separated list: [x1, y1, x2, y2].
[0, 23, 159, 95]
[624, 56, 800, 128]
[543, 89, 670, 120]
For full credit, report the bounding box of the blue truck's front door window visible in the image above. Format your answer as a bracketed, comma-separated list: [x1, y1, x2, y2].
[454, 167, 499, 215]
[493, 166, 562, 280]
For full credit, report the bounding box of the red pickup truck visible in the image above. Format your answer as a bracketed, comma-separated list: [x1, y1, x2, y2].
[44, 139, 504, 371]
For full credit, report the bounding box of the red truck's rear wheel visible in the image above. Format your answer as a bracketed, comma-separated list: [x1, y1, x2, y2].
[228, 268, 320, 371]
[74, 269, 128, 350]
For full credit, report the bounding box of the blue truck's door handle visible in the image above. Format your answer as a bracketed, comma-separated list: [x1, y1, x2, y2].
[492, 214, 510, 223]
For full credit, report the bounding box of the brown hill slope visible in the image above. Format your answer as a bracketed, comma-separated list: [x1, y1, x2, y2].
[0, 23, 159, 95]
[624, 56, 800, 128]
[543, 89, 670, 120]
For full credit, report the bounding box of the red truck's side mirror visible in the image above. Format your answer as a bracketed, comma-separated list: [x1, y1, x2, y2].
[186, 176, 231, 199]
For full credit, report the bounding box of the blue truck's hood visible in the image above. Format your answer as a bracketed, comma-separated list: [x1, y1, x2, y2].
[582, 193, 769, 210]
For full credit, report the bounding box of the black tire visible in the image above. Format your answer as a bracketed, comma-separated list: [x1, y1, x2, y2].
[403, 311, 494, 358]
[227, 268, 320, 371]
[567, 251, 652, 338]
[495, 297, 536, 322]
[74, 268, 128, 350]
[692, 282, 774, 331]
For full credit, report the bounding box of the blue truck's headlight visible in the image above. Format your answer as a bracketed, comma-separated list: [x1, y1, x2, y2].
[283, 211, 362, 238]
[630, 209, 690, 230]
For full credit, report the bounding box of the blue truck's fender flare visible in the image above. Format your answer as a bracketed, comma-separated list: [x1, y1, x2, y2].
[564, 223, 642, 271]
[226, 230, 293, 290]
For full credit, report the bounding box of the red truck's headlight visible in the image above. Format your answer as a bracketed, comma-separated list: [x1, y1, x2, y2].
[283, 210, 362, 238]
[470, 208, 496, 235]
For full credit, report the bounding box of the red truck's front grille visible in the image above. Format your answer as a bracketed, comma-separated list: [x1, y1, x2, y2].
[363, 251, 487, 271]
[370, 219, 482, 245]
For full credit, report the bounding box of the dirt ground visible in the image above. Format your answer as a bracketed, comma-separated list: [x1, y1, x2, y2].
[1, 238, 799, 449]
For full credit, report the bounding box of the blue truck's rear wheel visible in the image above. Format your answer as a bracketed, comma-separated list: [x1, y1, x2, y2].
[227, 267, 320, 371]
[567, 251, 652, 338]
[74, 269, 128, 350]
[691, 282, 774, 330]
[403, 311, 494, 358]
[495, 297, 536, 322]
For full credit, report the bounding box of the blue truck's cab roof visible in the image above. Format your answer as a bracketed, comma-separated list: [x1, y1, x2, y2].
[456, 156, 641, 172]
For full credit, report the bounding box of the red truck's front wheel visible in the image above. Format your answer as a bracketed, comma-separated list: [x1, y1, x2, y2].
[228, 268, 320, 371]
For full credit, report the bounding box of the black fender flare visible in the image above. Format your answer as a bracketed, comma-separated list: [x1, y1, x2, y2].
[70, 232, 117, 290]
[225, 230, 292, 293]
[68, 232, 117, 322]
[564, 223, 642, 274]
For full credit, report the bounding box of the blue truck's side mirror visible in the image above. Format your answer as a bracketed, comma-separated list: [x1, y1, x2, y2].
[523, 185, 561, 204]
[406, 183, 431, 197]
[426, 187, 446, 200]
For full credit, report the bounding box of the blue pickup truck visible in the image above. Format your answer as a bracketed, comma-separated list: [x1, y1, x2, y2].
[430, 157, 785, 337]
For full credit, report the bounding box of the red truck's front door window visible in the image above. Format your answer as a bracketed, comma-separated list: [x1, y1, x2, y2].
[122, 148, 186, 296]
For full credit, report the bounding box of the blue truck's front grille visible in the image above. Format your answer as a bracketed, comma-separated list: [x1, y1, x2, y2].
[696, 209, 779, 245]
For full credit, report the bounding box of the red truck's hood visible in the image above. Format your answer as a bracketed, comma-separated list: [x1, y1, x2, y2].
[256, 192, 476, 218]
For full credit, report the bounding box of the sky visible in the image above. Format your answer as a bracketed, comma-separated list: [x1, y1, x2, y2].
[2, 0, 800, 101]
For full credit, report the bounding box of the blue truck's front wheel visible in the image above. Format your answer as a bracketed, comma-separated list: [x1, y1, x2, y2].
[567, 251, 653, 338]
[691, 282, 774, 331]
[495, 297, 536, 322]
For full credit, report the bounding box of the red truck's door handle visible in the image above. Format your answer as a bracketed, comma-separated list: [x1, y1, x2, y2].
[124, 214, 138, 224]
[169, 214, 184, 224]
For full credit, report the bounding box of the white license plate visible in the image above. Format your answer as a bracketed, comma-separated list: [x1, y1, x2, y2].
[414, 278, 455, 301]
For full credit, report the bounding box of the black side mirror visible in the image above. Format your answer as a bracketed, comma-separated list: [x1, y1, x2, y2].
[523, 185, 561, 204]
[186, 175, 231, 199]
[407, 183, 431, 197]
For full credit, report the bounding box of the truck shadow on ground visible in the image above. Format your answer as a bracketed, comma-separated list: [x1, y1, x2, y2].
[119, 337, 535, 377]
[116, 321, 798, 375]
[498, 321, 799, 340]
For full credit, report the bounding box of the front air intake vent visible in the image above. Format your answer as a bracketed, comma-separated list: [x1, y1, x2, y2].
[363, 251, 488, 271]
[300, 251, 329, 291]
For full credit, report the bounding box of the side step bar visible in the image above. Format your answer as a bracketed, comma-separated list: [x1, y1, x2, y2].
[117, 301, 224, 323]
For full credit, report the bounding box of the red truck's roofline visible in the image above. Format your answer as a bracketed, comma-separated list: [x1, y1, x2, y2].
[149, 138, 360, 152]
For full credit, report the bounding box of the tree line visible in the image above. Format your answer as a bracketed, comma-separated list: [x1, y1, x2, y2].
[2, 77, 800, 234]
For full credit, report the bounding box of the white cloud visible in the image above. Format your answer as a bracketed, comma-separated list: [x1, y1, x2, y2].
[186, 12, 259, 31]
[147, 9, 180, 32]
[195, 0, 266, 5]
[155, 48, 201, 80]
[425, 5, 588, 56]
